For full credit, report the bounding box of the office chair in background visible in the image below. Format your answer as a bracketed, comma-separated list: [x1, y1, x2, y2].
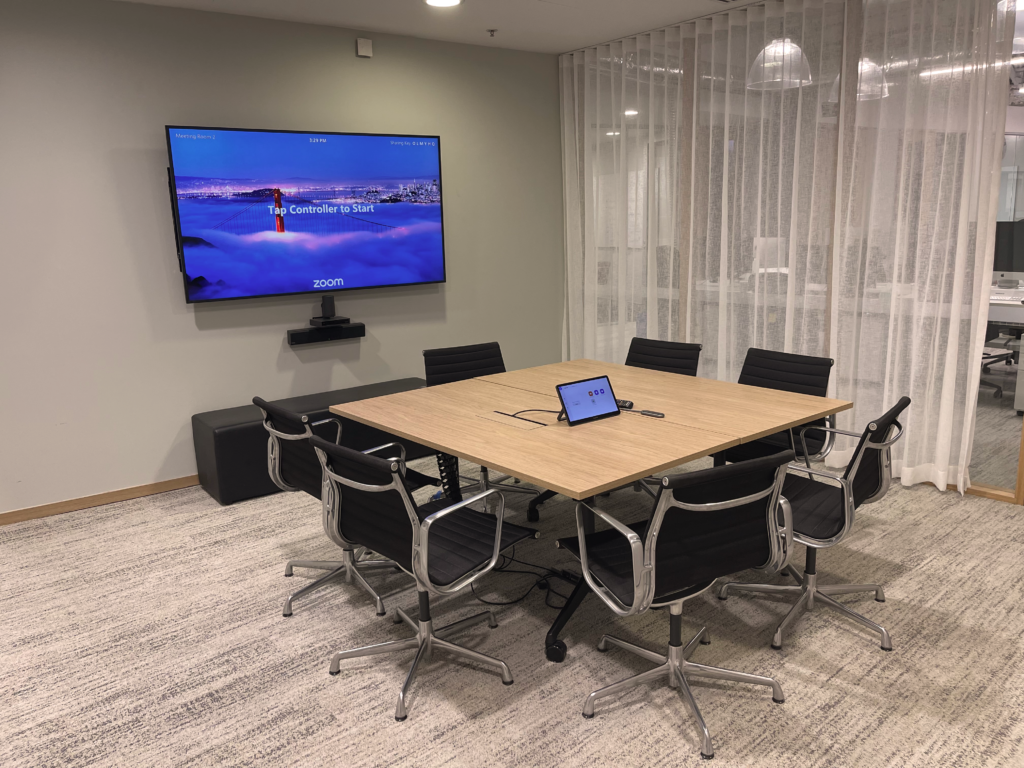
[422, 341, 539, 506]
[555, 451, 794, 760]
[719, 397, 911, 652]
[254, 397, 438, 617]
[714, 348, 836, 466]
[624, 337, 702, 377]
[313, 436, 538, 721]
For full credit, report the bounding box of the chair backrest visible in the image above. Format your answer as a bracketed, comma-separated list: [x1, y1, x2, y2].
[253, 396, 322, 498]
[423, 342, 505, 386]
[643, 451, 793, 606]
[843, 396, 911, 508]
[310, 436, 420, 572]
[737, 348, 833, 397]
[625, 338, 702, 377]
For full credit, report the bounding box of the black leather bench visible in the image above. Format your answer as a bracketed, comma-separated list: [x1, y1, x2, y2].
[192, 377, 431, 505]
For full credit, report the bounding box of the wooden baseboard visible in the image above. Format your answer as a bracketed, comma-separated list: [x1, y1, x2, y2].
[0, 475, 201, 526]
[962, 483, 1018, 504]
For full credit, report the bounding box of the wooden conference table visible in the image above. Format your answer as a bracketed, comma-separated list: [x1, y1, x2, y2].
[330, 359, 851, 661]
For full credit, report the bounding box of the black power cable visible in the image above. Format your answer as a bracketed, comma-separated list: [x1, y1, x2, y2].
[470, 546, 580, 609]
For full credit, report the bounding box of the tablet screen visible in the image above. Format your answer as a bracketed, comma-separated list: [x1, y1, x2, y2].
[556, 376, 620, 426]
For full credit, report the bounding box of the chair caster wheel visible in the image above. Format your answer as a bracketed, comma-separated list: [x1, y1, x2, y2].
[503, 679, 514, 686]
[395, 715, 407, 722]
[772, 697, 784, 704]
[881, 645, 893, 652]
[701, 752, 714, 760]
[284, 573, 293, 578]
[700, 638, 711, 645]
[329, 670, 340, 677]
[596, 645, 608, 653]
[582, 712, 594, 719]
[376, 611, 387, 617]
[875, 597, 886, 603]
[717, 595, 727, 600]
[282, 612, 292, 618]
[545, 640, 567, 663]
[527, 507, 540, 523]
[770, 642, 782, 651]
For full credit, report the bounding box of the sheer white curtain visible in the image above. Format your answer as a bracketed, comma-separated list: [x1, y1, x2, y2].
[829, 0, 1011, 490]
[562, 0, 846, 373]
[561, 0, 1012, 490]
[686, 2, 846, 380]
[561, 28, 688, 364]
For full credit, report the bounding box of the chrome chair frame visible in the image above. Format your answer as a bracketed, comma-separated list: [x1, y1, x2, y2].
[257, 406, 400, 617]
[570, 465, 792, 760]
[628, 414, 837, 501]
[318, 446, 536, 721]
[718, 418, 905, 652]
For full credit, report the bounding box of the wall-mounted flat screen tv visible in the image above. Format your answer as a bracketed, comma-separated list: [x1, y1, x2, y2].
[165, 126, 446, 303]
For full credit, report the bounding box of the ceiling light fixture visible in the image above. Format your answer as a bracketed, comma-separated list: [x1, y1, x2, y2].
[624, 109, 639, 116]
[829, 58, 889, 102]
[425, 0, 462, 6]
[746, 38, 813, 90]
[606, 131, 620, 136]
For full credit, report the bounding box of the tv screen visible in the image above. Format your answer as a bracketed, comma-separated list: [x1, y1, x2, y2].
[165, 126, 446, 303]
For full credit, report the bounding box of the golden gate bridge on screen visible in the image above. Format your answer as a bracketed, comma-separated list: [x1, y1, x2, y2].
[197, 188, 398, 236]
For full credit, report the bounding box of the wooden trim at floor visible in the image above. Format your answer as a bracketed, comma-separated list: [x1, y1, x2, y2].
[0, 475, 201, 526]
[960, 483, 1018, 504]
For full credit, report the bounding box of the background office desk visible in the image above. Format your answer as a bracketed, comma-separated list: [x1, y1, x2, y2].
[989, 289, 1024, 412]
[330, 360, 851, 661]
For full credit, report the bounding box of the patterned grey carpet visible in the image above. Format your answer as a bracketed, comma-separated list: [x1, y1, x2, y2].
[2, 458, 1023, 767]
[971, 358, 1023, 489]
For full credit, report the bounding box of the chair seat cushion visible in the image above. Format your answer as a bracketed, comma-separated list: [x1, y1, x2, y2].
[405, 467, 441, 491]
[557, 522, 715, 607]
[783, 473, 845, 541]
[722, 429, 825, 464]
[418, 498, 536, 587]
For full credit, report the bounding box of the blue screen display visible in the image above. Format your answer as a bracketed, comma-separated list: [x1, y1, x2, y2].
[558, 377, 619, 424]
[166, 127, 445, 302]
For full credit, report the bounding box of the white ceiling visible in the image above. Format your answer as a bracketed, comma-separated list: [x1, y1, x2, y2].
[116, 0, 731, 54]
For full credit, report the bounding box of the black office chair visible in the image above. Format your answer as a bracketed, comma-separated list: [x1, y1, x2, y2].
[980, 322, 1015, 398]
[556, 451, 794, 760]
[422, 341, 538, 505]
[715, 347, 836, 466]
[718, 396, 911, 652]
[254, 397, 439, 617]
[625, 337, 702, 376]
[313, 436, 538, 721]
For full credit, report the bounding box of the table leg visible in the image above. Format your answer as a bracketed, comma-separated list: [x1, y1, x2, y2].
[436, 453, 462, 502]
[527, 490, 557, 522]
[545, 577, 591, 663]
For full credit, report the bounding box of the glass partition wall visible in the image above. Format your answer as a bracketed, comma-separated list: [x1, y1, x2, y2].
[968, 133, 1024, 500]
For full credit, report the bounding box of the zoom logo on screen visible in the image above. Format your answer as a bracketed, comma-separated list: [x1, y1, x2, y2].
[313, 278, 345, 288]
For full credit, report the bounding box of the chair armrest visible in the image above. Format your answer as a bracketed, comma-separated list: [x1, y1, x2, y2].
[774, 496, 795, 573]
[311, 417, 343, 444]
[787, 462, 845, 484]
[574, 500, 649, 618]
[362, 441, 407, 468]
[419, 489, 506, 595]
[797, 424, 862, 440]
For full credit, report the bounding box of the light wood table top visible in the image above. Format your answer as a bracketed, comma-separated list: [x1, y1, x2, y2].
[331, 361, 850, 500]
[479, 359, 852, 444]
[331, 378, 740, 499]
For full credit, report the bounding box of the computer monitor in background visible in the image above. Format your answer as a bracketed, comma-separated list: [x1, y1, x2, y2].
[993, 220, 1024, 286]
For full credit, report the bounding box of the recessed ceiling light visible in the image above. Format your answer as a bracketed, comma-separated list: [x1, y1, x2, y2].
[624, 109, 639, 116]
[426, 0, 462, 6]
[606, 132, 620, 136]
